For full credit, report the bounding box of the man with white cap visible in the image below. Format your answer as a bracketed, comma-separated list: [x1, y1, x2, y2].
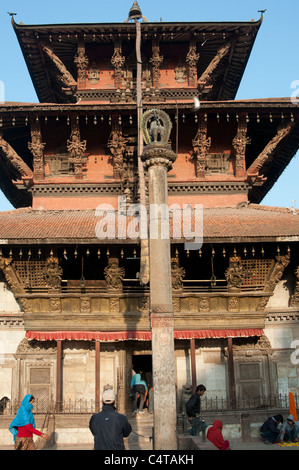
[89, 388, 132, 450]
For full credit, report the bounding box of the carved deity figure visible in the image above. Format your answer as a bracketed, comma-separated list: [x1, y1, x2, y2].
[104, 258, 125, 291]
[107, 129, 128, 179]
[140, 109, 172, 146]
[225, 256, 245, 290]
[171, 260, 186, 291]
[44, 257, 63, 290]
[67, 125, 87, 177]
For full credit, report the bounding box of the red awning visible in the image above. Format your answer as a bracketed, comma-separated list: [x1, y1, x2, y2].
[25, 329, 263, 342]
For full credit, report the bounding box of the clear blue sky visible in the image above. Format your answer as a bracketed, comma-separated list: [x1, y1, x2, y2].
[0, 0, 299, 211]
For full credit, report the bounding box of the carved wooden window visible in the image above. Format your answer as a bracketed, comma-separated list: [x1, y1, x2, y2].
[45, 154, 74, 176]
[240, 259, 273, 288]
[206, 153, 230, 174]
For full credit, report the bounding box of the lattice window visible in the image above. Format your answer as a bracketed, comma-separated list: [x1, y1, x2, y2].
[238, 363, 262, 401]
[13, 260, 47, 289]
[241, 259, 273, 287]
[29, 367, 51, 412]
[206, 153, 230, 174]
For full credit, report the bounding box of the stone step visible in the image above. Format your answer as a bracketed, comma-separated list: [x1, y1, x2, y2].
[126, 412, 154, 450]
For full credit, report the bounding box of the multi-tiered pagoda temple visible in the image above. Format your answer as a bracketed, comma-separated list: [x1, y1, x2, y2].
[0, 2, 299, 431]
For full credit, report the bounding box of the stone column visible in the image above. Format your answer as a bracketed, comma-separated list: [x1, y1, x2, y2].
[141, 109, 177, 450]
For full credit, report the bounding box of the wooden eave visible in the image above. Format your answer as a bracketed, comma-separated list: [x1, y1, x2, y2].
[11, 16, 262, 103]
[1, 97, 298, 208]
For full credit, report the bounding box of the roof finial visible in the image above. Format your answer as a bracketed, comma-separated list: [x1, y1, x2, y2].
[125, 1, 148, 22]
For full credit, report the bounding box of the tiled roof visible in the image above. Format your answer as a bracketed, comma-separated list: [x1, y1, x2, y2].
[0, 204, 298, 243]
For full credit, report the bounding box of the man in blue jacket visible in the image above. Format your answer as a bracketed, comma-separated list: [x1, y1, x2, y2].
[260, 414, 284, 444]
[89, 389, 132, 450]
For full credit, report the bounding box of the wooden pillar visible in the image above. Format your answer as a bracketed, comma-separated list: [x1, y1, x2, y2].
[227, 337, 236, 408]
[56, 340, 62, 411]
[190, 338, 197, 393]
[95, 340, 100, 412]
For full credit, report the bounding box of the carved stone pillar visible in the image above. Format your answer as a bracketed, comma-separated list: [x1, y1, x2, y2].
[232, 114, 251, 178]
[186, 39, 199, 87]
[192, 115, 211, 178]
[141, 109, 177, 450]
[28, 118, 46, 180]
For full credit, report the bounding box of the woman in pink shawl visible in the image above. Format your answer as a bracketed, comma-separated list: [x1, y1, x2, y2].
[207, 420, 231, 450]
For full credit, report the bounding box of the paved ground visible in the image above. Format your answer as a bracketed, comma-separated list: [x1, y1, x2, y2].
[1, 440, 299, 451]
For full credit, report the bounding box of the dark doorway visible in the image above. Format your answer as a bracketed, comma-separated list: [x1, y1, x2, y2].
[132, 354, 152, 374]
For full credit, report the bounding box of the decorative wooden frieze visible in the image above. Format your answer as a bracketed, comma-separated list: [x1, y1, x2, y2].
[192, 115, 211, 177]
[67, 117, 87, 179]
[149, 38, 163, 87]
[104, 258, 125, 292]
[80, 297, 91, 313]
[198, 297, 210, 312]
[109, 297, 120, 313]
[50, 298, 61, 313]
[186, 39, 199, 86]
[28, 119, 46, 180]
[232, 114, 251, 177]
[228, 297, 240, 312]
[74, 40, 89, 84]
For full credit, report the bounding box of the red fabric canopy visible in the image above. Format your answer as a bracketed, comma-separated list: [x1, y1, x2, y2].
[25, 329, 263, 342]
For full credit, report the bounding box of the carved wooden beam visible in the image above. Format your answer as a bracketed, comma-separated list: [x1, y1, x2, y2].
[74, 39, 89, 84]
[111, 38, 125, 88]
[198, 42, 231, 89]
[67, 116, 88, 179]
[42, 43, 77, 89]
[186, 39, 199, 87]
[28, 118, 46, 180]
[107, 118, 128, 179]
[0, 256, 25, 297]
[257, 253, 291, 311]
[192, 115, 211, 178]
[0, 131, 33, 179]
[247, 120, 295, 178]
[150, 37, 163, 88]
[232, 114, 251, 178]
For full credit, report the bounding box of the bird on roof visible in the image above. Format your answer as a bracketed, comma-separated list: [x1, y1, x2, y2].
[7, 12, 17, 16]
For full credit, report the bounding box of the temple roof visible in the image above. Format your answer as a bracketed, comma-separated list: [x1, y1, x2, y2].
[11, 15, 262, 103]
[0, 204, 298, 244]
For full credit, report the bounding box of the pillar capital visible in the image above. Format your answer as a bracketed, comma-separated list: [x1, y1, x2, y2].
[141, 142, 176, 171]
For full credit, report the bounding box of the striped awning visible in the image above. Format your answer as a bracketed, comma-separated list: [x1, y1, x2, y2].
[25, 329, 264, 342]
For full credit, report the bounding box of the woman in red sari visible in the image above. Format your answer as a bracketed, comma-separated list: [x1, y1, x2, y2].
[207, 420, 231, 450]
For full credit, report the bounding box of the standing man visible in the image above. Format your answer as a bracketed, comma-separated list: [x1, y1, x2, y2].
[89, 389, 132, 450]
[186, 384, 207, 436]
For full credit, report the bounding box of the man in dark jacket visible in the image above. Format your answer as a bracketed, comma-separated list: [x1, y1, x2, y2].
[186, 384, 207, 436]
[89, 389, 132, 450]
[260, 414, 283, 444]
